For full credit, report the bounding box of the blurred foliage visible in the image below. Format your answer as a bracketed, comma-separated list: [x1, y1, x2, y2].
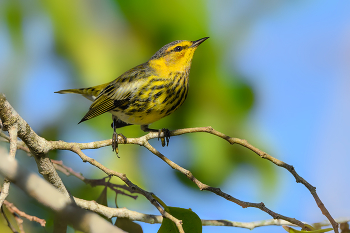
[0, 0, 278, 232]
[158, 207, 202, 233]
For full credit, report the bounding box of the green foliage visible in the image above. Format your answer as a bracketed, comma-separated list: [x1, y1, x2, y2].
[95, 186, 112, 223]
[158, 207, 202, 233]
[115, 218, 143, 233]
[2, 0, 24, 50]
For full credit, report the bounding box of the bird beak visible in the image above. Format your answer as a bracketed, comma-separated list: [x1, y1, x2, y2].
[191, 37, 209, 48]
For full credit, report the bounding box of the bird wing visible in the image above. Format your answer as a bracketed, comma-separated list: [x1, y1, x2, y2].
[79, 64, 150, 123]
[79, 83, 131, 123]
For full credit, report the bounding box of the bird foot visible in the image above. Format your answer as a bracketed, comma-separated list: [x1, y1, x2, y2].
[112, 133, 127, 158]
[158, 128, 171, 147]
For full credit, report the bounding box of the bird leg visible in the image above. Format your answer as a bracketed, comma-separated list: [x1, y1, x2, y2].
[111, 119, 119, 156]
[111, 119, 127, 157]
[141, 125, 171, 147]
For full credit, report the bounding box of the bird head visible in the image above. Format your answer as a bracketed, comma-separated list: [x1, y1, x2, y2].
[149, 37, 209, 73]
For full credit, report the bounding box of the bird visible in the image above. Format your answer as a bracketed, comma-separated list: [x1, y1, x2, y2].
[55, 37, 209, 154]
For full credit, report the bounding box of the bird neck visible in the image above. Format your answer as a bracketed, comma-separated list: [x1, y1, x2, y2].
[149, 58, 191, 78]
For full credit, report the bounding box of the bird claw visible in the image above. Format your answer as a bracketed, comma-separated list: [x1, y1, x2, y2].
[158, 128, 170, 147]
[112, 132, 120, 157]
[112, 132, 127, 158]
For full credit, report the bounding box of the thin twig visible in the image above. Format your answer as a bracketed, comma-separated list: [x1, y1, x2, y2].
[52, 160, 139, 199]
[70, 146, 184, 233]
[13, 214, 25, 233]
[0, 152, 125, 233]
[4, 200, 46, 227]
[0, 132, 30, 153]
[52, 160, 86, 181]
[143, 140, 308, 229]
[173, 127, 338, 232]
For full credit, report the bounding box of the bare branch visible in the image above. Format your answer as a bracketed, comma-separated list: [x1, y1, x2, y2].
[143, 139, 308, 229]
[0, 93, 338, 232]
[0, 151, 125, 233]
[52, 160, 86, 181]
[70, 146, 184, 233]
[0, 132, 30, 153]
[0, 94, 184, 233]
[3, 200, 46, 227]
[52, 160, 138, 199]
[0, 125, 18, 208]
[109, 126, 337, 232]
[0, 94, 69, 198]
[0, 180, 10, 208]
[8, 124, 18, 157]
[171, 127, 338, 231]
[74, 197, 162, 222]
[201, 219, 299, 229]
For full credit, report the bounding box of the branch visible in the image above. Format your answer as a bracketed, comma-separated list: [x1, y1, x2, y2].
[0, 151, 125, 233]
[0, 94, 185, 233]
[0, 93, 338, 232]
[70, 146, 184, 233]
[201, 219, 299, 229]
[3, 200, 46, 227]
[52, 160, 86, 181]
[0, 124, 17, 209]
[0, 94, 69, 199]
[0, 178, 10, 209]
[142, 138, 309, 229]
[0, 131, 30, 153]
[55, 161, 340, 231]
[106, 126, 337, 232]
[74, 197, 162, 223]
[73, 195, 350, 230]
[52, 160, 138, 199]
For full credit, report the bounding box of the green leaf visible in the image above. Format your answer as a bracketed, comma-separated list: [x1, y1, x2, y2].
[96, 186, 108, 206]
[95, 187, 112, 223]
[282, 226, 333, 233]
[158, 207, 202, 233]
[115, 218, 143, 233]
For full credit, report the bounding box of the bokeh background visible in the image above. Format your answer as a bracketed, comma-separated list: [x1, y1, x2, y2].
[0, 0, 349, 232]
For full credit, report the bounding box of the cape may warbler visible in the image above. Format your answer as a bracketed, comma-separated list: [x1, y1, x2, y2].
[56, 37, 208, 153]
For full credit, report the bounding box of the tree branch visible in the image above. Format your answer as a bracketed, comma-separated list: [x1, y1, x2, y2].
[0, 93, 338, 232]
[0, 131, 31, 154]
[3, 200, 46, 227]
[0, 94, 185, 233]
[0, 124, 18, 209]
[70, 146, 184, 233]
[0, 151, 125, 233]
[0, 94, 69, 199]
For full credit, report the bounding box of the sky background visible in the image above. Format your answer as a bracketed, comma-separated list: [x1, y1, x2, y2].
[0, 1, 349, 233]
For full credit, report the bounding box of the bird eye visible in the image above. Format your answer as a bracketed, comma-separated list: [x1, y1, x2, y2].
[174, 46, 183, 52]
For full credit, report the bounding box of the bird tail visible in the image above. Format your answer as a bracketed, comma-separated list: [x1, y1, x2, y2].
[55, 83, 109, 101]
[55, 88, 86, 94]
